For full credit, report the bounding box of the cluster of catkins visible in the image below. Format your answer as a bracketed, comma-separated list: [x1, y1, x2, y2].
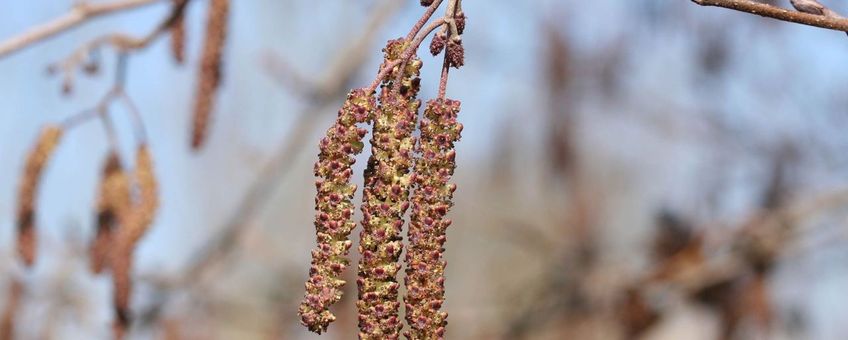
[15, 125, 159, 339]
[299, 3, 466, 339]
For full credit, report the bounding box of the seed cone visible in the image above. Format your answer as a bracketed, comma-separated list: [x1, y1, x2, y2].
[16, 125, 63, 267]
[299, 88, 375, 334]
[191, 0, 228, 150]
[112, 145, 159, 337]
[404, 99, 462, 340]
[90, 152, 131, 274]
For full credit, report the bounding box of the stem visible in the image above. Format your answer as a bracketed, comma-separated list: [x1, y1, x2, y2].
[437, 0, 460, 99]
[0, 0, 164, 58]
[438, 56, 450, 99]
[60, 108, 100, 129]
[99, 108, 122, 162]
[405, 0, 445, 41]
[116, 91, 148, 145]
[691, 0, 848, 32]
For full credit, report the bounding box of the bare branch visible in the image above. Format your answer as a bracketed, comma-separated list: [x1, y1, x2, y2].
[0, 0, 166, 59]
[691, 0, 848, 32]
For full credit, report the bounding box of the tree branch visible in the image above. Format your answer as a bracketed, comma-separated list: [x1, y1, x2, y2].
[0, 0, 165, 58]
[691, 0, 848, 32]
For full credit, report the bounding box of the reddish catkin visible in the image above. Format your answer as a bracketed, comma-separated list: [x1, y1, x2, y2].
[16, 125, 63, 267]
[191, 0, 228, 150]
[404, 99, 462, 340]
[112, 145, 159, 338]
[299, 89, 375, 334]
[356, 39, 423, 340]
[170, 0, 188, 64]
[90, 152, 131, 274]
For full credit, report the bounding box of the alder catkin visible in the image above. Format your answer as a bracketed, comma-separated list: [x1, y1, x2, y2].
[170, 0, 188, 64]
[356, 39, 423, 340]
[112, 145, 159, 338]
[299, 89, 375, 334]
[404, 99, 462, 340]
[191, 0, 228, 150]
[90, 152, 130, 274]
[16, 125, 63, 267]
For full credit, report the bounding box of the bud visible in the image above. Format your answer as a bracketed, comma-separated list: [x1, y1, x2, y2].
[455, 11, 466, 35]
[446, 37, 465, 69]
[430, 33, 447, 56]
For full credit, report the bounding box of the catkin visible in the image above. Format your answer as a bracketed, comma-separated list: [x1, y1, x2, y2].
[0, 279, 22, 340]
[299, 89, 375, 333]
[90, 152, 130, 274]
[357, 91, 419, 340]
[16, 125, 63, 267]
[191, 0, 228, 150]
[356, 39, 423, 340]
[112, 145, 159, 337]
[404, 99, 462, 340]
[170, 0, 188, 64]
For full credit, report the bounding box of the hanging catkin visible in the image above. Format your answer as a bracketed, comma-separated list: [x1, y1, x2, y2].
[16, 125, 63, 267]
[404, 99, 462, 339]
[299, 89, 375, 333]
[90, 151, 131, 274]
[356, 38, 422, 340]
[170, 0, 188, 64]
[191, 0, 228, 150]
[112, 145, 159, 338]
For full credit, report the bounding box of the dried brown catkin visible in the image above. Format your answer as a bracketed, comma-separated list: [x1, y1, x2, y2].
[0, 279, 22, 340]
[170, 0, 188, 64]
[90, 152, 130, 274]
[16, 125, 63, 267]
[112, 145, 159, 338]
[191, 0, 228, 150]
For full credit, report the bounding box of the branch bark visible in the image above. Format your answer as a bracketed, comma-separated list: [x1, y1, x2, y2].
[0, 0, 164, 58]
[691, 0, 848, 32]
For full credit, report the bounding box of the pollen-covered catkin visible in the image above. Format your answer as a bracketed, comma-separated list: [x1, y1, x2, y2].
[356, 40, 423, 340]
[191, 0, 228, 150]
[112, 145, 159, 337]
[90, 152, 130, 274]
[170, 0, 188, 64]
[16, 125, 63, 267]
[404, 99, 462, 340]
[357, 91, 418, 340]
[299, 88, 375, 334]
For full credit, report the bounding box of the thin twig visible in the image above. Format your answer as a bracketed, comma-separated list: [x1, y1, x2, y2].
[0, 0, 166, 58]
[690, 0, 848, 32]
[437, 0, 461, 99]
[438, 56, 450, 99]
[406, 0, 445, 41]
[49, 0, 190, 87]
